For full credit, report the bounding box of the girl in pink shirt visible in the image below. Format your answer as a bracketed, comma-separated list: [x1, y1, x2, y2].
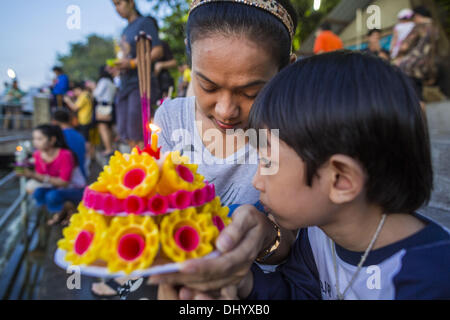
[18, 125, 86, 226]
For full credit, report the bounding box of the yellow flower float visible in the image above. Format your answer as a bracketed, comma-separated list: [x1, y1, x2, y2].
[91, 148, 160, 199]
[102, 215, 159, 274]
[57, 145, 232, 275]
[160, 208, 218, 262]
[157, 151, 205, 196]
[57, 204, 108, 266]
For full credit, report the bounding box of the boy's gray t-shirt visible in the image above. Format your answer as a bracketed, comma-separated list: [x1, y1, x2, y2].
[154, 97, 260, 206]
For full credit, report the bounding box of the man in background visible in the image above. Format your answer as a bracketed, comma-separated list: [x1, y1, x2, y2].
[363, 29, 390, 60]
[313, 22, 343, 54]
[52, 109, 87, 180]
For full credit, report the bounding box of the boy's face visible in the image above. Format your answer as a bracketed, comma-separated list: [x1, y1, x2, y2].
[252, 135, 333, 230]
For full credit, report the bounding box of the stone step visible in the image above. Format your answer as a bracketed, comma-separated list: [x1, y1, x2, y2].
[429, 137, 450, 212]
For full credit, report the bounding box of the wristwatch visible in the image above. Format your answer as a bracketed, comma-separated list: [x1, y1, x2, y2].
[256, 219, 281, 263]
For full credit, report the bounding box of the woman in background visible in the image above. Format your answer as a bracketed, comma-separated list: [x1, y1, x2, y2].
[93, 66, 117, 157]
[18, 125, 86, 226]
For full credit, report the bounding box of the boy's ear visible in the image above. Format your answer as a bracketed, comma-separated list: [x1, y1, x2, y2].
[326, 155, 366, 204]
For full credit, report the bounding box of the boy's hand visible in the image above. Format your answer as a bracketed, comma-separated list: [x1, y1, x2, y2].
[149, 205, 275, 291]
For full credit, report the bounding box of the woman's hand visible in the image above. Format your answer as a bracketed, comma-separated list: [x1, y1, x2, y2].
[154, 62, 163, 76]
[149, 205, 276, 291]
[115, 58, 132, 70]
[16, 168, 34, 179]
[63, 95, 72, 104]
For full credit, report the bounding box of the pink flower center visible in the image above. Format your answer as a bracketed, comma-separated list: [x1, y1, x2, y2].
[176, 165, 194, 183]
[174, 226, 200, 252]
[148, 195, 168, 214]
[171, 190, 192, 209]
[118, 233, 145, 261]
[124, 195, 145, 214]
[74, 230, 94, 256]
[123, 168, 146, 189]
[192, 188, 206, 206]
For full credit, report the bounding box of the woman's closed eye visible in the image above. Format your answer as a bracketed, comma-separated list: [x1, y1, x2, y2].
[241, 91, 259, 99]
[200, 84, 218, 93]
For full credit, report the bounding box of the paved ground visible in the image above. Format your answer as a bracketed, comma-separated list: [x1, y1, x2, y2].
[422, 100, 450, 228]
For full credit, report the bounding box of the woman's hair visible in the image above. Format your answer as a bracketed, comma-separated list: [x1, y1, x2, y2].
[186, 0, 298, 69]
[34, 124, 79, 165]
[98, 65, 112, 81]
[249, 51, 433, 214]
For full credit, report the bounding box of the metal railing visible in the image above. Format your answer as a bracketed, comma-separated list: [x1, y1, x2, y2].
[0, 146, 49, 299]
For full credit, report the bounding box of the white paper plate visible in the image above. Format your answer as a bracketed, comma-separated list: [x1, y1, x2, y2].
[54, 248, 220, 279]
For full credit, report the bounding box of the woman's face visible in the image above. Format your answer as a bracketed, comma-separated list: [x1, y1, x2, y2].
[191, 35, 279, 133]
[32, 130, 53, 151]
[112, 0, 133, 19]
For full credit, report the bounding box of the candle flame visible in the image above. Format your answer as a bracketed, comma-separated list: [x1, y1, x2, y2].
[16, 146, 23, 152]
[149, 123, 161, 133]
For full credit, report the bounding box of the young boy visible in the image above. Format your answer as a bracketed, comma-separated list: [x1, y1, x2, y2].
[63, 81, 93, 142]
[63, 82, 94, 162]
[169, 51, 450, 300]
[230, 51, 450, 300]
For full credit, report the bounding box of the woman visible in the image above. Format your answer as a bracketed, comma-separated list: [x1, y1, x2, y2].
[152, 0, 299, 298]
[19, 125, 86, 226]
[93, 66, 117, 157]
[111, 0, 163, 149]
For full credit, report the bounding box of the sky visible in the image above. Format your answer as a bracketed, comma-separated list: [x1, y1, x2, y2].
[0, 0, 156, 91]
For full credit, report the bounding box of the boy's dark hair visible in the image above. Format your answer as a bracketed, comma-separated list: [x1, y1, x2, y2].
[186, 0, 298, 69]
[320, 22, 332, 31]
[249, 51, 433, 214]
[367, 28, 381, 37]
[413, 6, 431, 18]
[52, 109, 71, 124]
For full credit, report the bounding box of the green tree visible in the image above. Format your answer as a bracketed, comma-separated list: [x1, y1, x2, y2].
[148, 0, 190, 64]
[57, 34, 115, 82]
[291, 0, 341, 51]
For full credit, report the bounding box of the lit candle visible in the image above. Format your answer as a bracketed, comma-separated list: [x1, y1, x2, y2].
[149, 124, 161, 153]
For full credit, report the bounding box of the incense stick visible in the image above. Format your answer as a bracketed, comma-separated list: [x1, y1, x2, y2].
[136, 32, 153, 147]
[136, 36, 144, 98]
[145, 36, 152, 146]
